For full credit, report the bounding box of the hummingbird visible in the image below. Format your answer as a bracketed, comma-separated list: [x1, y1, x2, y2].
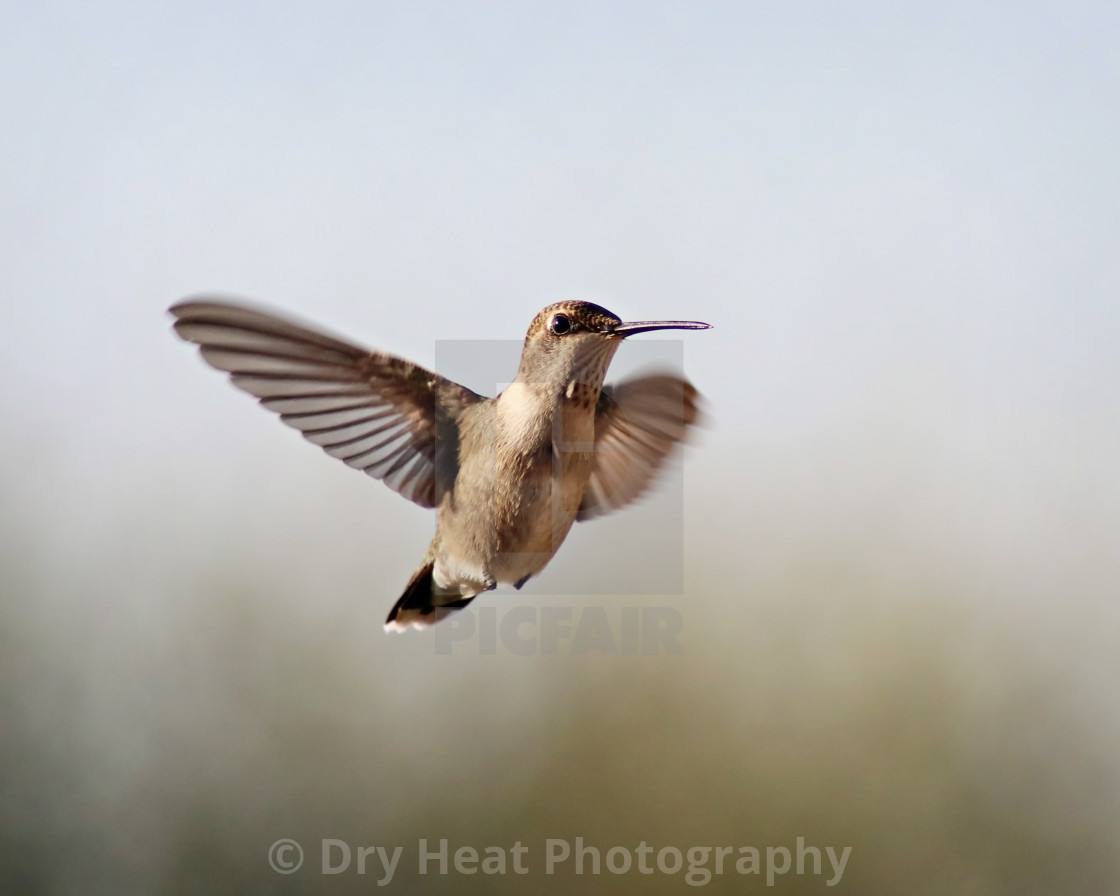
[170, 297, 710, 629]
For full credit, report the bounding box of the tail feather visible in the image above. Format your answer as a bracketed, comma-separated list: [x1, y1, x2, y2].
[384, 561, 475, 631]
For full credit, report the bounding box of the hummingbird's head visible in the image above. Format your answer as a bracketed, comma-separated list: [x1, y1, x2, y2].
[517, 301, 710, 389]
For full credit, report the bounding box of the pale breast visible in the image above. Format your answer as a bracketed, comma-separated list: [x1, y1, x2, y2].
[434, 381, 603, 591]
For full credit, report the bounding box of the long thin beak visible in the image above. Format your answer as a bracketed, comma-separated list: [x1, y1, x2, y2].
[612, 319, 712, 337]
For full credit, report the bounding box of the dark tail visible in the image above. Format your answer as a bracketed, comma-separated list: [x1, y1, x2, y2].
[384, 561, 476, 631]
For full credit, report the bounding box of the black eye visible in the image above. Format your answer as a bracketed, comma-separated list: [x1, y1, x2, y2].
[550, 314, 572, 335]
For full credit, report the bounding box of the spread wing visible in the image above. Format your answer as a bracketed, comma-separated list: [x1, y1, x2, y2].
[577, 374, 702, 521]
[170, 297, 483, 508]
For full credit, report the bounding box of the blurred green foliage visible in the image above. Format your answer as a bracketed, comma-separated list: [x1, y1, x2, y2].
[2, 482, 1117, 895]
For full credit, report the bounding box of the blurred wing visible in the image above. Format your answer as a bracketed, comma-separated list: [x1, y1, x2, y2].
[577, 374, 702, 521]
[170, 297, 483, 508]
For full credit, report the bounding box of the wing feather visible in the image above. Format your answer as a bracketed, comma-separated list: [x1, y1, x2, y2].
[170, 297, 483, 508]
[577, 374, 701, 521]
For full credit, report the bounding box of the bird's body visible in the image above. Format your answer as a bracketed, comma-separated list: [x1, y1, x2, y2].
[427, 366, 603, 601]
[170, 298, 709, 629]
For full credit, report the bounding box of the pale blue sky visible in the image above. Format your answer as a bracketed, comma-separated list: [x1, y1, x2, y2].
[3, 0, 1118, 610]
[4, 0, 1118, 607]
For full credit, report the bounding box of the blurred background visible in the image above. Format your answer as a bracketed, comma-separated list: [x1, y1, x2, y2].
[3, 1, 1118, 893]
